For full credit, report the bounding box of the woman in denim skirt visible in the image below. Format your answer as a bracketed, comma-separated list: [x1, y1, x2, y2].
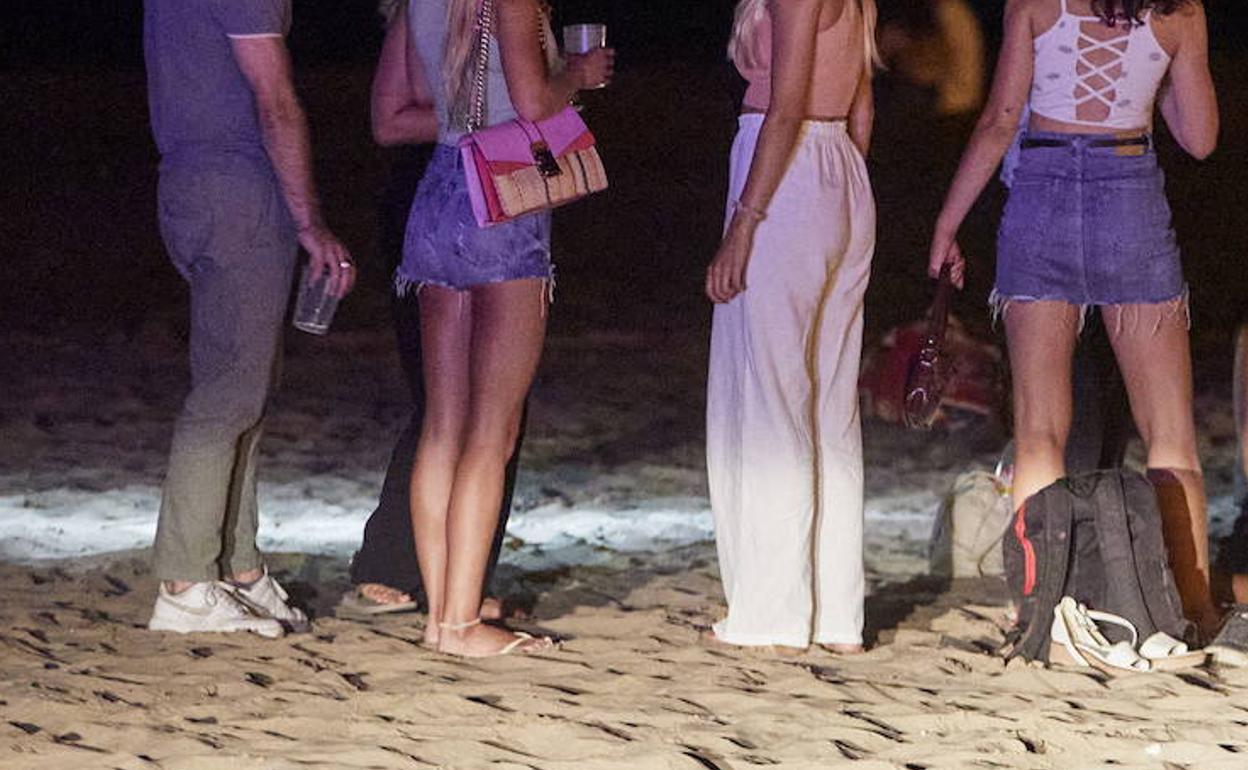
[928, 0, 1219, 634]
[395, 0, 612, 657]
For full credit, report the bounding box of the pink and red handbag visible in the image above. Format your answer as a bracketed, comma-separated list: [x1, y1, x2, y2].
[459, 0, 608, 227]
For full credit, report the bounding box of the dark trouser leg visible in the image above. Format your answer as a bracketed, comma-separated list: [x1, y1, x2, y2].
[1235, 321, 1247, 518]
[349, 291, 424, 595]
[348, 147, 431, 595]
[1065, 308, 1130, 474]
[487, 409, 525, 591]
[1215, 322, 1248, 594]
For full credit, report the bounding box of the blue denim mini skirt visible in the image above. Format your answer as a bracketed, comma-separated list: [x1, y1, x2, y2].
[994, 132, 1184, 313]
[394, 144, 552, 294]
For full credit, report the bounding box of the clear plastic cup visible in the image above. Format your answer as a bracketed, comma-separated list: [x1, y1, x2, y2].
[292, 264, 340, 335]
[563, 22, 607, 55]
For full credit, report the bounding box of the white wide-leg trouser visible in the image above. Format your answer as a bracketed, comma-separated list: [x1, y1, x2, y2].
[708, 115, 875, 647]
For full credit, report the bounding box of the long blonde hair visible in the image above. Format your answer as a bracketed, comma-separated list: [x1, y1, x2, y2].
[443, 0, 556, 130]
[728, 0, 881, 72]
[444, 0, 481, 130]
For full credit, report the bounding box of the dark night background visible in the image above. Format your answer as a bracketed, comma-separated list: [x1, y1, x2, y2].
[4, 1, 1246, 68]
[1, 6, 1247, 758]
[1, 1, 1246, 378]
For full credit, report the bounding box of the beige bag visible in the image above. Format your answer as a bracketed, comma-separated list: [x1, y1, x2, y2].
[459, 0, 607, 227]
[929, 470, 1012, 578]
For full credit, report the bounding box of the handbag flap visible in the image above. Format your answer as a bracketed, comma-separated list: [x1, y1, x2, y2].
[459, 108, 594, 166]
[461, 144, 509, 227]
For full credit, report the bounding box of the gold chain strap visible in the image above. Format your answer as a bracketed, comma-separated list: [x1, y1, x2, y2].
[467, 0, 494, 133]
[537, 2, 549, 57]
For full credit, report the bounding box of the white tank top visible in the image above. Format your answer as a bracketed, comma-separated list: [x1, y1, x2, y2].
[1029, 0, 1170, 129]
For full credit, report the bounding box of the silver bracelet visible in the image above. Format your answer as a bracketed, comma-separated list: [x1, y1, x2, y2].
[732, 199, 768, 222]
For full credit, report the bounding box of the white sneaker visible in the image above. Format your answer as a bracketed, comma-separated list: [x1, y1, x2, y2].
[148, 581, 285, 638]
[229, 567, 311, 633]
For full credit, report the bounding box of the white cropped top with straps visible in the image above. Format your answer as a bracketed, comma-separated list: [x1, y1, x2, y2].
[1029, 0, 1171, 129]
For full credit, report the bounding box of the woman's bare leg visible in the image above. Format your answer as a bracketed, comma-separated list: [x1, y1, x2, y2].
[438, 279, 549, 656]
[1004, 301, 1081, 510]
[1104, 301, 1219, 635]
[409, 287, 472, 646]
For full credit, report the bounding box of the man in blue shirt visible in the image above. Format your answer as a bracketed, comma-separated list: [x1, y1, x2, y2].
[144, 0, 353, 636]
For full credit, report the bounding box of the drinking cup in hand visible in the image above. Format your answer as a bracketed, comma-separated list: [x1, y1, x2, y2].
[292, 264, 340, 335]
[563, 23, 607, 55]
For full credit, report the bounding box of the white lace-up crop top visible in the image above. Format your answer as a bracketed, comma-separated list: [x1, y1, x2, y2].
[1029, 0, 1171, 129]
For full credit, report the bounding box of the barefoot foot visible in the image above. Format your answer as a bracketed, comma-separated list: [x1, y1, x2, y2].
[819, 642, 866, 655]
[699, 629, 806, 657]
[437, 618, 553, 658]
[358, 583, 413, 606]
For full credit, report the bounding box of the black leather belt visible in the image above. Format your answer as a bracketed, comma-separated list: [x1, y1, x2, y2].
[1021, 135, 1150, 150]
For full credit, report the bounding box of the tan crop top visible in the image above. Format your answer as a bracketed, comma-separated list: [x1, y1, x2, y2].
[736, 0, 869, 117]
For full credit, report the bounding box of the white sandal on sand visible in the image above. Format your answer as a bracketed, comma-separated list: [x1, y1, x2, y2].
[438, 617, 553, 658]
[1050, 598, 1151, 674]
[1082, 607, 1207, 671]
[1137, 631, 1207, 670]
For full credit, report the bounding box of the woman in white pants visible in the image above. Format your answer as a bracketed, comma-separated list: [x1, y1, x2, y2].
[706, 0, 878, 652]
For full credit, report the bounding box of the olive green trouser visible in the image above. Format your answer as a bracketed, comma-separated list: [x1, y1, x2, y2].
[152, 154, 297, 582]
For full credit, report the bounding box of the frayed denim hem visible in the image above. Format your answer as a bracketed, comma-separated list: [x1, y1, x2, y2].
[988, 285, 1190, 336]
[988, 289, 1091, 332]
[393, 266, 557, 316]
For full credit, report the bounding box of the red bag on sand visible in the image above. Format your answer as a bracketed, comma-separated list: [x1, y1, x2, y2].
[859, 314, 1006, 428]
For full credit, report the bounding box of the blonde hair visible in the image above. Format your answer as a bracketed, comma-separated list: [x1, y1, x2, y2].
[443, 0, 555, 130]
[727, 0, 767, 69]
[444, 0, 480, 130]
[729, 0, 882, 72]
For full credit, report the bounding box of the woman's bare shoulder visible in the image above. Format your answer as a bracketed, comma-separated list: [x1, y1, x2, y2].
[1153, 0, 1207, 29]
[1007, 0, 1055, 29]
[1151, 1, 1207, 54]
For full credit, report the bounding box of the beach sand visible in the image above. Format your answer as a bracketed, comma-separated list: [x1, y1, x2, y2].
[3, 550, 1248, 770]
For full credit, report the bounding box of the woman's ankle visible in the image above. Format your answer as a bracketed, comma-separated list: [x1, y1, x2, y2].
[436, 620, 483, 652]
[439, 617, 483, 635]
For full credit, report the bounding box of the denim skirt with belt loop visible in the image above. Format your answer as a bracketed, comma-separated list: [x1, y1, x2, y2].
[992, 131, 1185, 322]
[394, 144, 553, 295]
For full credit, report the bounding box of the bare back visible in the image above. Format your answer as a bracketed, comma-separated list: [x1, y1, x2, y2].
[738, 0, 870, 118]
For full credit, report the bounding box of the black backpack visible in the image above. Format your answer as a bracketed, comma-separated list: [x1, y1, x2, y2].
[1001, 469, 1191, 662]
